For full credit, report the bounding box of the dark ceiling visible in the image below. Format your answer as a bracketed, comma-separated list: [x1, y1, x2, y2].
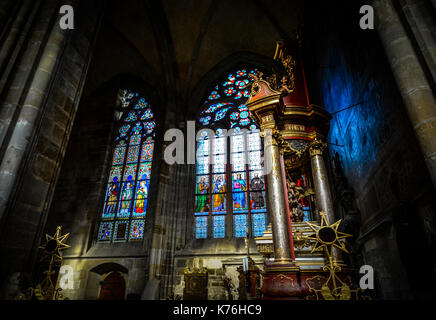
[82, 0, 303, 111]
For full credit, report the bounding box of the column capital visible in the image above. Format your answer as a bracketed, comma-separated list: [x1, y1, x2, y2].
[309, 139, 327, 157]
[260, 128, 289, 154]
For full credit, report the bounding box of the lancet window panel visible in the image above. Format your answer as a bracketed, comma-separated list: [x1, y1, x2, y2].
[98, 90, 156, 243]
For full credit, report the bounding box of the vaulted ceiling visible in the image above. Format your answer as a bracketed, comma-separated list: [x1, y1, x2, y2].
[82, 0, 303, 115]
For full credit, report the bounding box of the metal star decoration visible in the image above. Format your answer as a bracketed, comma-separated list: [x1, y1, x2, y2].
[39, 226, 71, 262]
[304, 212, 352, 258]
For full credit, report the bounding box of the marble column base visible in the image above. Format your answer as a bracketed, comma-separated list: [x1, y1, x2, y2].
[261, 261, 302, 299]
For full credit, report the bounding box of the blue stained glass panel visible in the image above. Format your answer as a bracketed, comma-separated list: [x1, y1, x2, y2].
[129, 220, 145, 240]
[141, 142, 154, 162]
[230, 112, 239, 120]
[127, 145, 140, 163]
[224, 87, 236, 96]
[235, 79, 249, 89]
[252, 213, 267, 237]
[196, 216, 208, 239]
[208, 91, 220, 100]
[239, 118, 251, 126]
[213, 137, 225, 154]
[213, 216, 225, 238]
[215, 108, 228, 121]
[236, 69, 247, 77]
[138, 162, 151, 180]
[233, 192, 248, 212]
[98, 222, 113, 241]
[223, 74, 235, 86]
[234, 214, 248, 238]
[130, 134, 141, 145]
[197, 139, 210, 156]
[248, 151, 262, 170]
[109, 165, 123, 183]
[132, 122, 142, 134]
[143, 121, 156, 134]
[231, 134, 244, 153]
[140, 109, 153, 120]
[124, 164, 137, 181]
[197, 156, 209, 174]
[231, 152, 245, 171]
[238, 104, 248, 111]
[248, 132, 261, 151]
[102, 202, 117, 219]
[113, 147, 126, 165]
[199, 116, 211, 125]
[125, 111, 138, 122]
[135, 98, 148, 109]
[212, 154, 225, 173]
[119, 124, 130, 136]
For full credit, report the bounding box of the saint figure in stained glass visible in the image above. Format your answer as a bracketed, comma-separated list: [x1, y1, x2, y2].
[196, 176, 209, 212]
[212, 175, 226, 211]
[135, 180, 148, 214]
[120, 180, 133, 215]
[250, 173, 265, 209]
[106, 179, 119, 213]
[233, 173, 247, 208]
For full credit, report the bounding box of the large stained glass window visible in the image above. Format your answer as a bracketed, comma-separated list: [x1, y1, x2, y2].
[98, 90, 155, 242]
[195, 67, 268, 239]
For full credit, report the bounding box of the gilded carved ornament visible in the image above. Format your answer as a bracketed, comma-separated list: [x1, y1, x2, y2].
[309, 139, 328, 157]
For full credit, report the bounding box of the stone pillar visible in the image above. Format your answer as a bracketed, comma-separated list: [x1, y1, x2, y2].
[309, 139, 342, 262]
[309, 140, 334, 224]
[260, 128, 300, 299]
[0, 2, 67, 223]
[280, 153, 295, 260]
[0, 0, 104, 286]
[263, 130, 292, 263]
[0, 1, 38, 95]
[372, 0, 436, 189]
[399, 0, 436, 83]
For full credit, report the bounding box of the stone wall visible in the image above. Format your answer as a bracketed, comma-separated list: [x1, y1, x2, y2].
[304, 0, 436, 299]
[0, 0, 103, 290]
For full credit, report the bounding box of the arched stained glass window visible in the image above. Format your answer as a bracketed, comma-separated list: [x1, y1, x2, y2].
[98, 90, 156, 243]
[195, 67, 268, 239]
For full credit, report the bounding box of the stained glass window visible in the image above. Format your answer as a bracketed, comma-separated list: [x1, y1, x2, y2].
[194, 66, 268, 239]
[98, 89, 155, 242]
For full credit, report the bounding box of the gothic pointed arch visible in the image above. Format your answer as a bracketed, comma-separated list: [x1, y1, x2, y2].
[97, 89, 157, 243]
[194, 65, 269, 239]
